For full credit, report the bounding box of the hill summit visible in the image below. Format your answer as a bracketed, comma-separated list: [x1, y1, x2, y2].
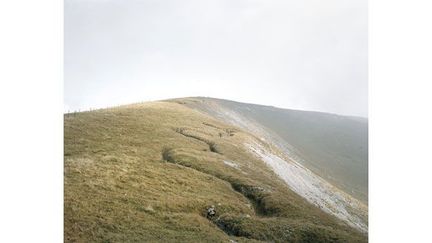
[64, 97, 368, 242]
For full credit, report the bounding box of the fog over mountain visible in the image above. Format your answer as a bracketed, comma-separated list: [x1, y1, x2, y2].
[65, 0, 367, 117]
[183, 97, 368, 203]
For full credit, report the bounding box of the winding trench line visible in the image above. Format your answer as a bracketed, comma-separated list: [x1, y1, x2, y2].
[174, 128, 222, 154]
[160, 147, 270, 238]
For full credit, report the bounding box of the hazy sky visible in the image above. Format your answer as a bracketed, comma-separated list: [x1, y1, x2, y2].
[65, 0, 368, 117]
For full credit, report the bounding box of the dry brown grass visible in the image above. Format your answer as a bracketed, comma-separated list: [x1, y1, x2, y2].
[64, 101, 367, 242]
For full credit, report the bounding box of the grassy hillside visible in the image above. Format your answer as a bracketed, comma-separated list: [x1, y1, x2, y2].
[182, 97, 368, 203]
[64, 101, 367, 242]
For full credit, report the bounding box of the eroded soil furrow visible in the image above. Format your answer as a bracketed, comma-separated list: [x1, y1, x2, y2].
[161, 147, 264, 214]
[174, 128, 222, 154]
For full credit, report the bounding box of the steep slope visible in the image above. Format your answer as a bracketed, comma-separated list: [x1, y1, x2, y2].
[64, 100, 367, 242]
[179, 97, 368, 204]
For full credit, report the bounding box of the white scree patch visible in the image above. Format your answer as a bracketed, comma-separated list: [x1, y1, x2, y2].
[244, 142, 368, 233]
